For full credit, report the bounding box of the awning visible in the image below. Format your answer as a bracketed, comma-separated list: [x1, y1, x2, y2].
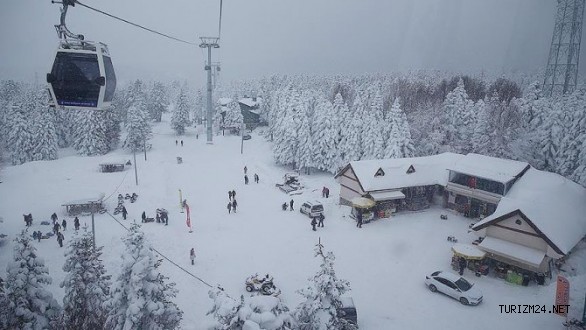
[369, 190, 406, 201]
[478, 237, 546, 269]
[351, 197, 376, 209]
[452, 243, 486, 260]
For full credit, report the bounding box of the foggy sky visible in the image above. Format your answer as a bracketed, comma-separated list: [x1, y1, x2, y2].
[0, 0, 581, 87]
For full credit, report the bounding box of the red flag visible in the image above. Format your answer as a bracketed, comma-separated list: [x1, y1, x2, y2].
[185, 203, 191, 229]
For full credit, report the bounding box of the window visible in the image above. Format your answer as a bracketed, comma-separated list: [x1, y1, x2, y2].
[515, 219, 522, 225]
[375, 168, 385, 177]
[103, 55, 116, 103]
[51, 52, 100, 107]
[407, 165, 415, 174]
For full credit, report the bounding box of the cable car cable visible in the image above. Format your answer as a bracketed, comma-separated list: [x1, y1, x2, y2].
[218, 0, 223, 39]
[75, 0, 197, 46]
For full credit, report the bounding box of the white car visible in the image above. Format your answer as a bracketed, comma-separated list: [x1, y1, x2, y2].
[424, 271, 483, 306]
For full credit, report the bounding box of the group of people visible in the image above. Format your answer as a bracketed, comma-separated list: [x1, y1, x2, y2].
[227, 190, 238, 213]
[175, 139, 184, 146]
[311, 213, 325, 231]
[23, 213, 33, 226]
[321, 186, 330, 198]
[51, 213, 66, 247]
[281, 199, 294, 211]
[243, 166, 260, 185]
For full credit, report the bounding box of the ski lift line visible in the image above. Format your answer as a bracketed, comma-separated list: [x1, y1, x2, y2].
[74, 0, 198, 46]
[101, 169, 130, 203]
[102, 209, 219, 292]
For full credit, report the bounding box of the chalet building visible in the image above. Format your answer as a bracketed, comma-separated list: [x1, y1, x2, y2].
[334, 153, 463, 213]
[471, 168, 586, 273]
[445, 154, 530, 218]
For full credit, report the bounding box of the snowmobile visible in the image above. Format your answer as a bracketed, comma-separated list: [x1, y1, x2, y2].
[125, 193, 138, 203]
[275, 173, 304, 195]
[245, 274, 281, 296]
[113, 201, 125, 215]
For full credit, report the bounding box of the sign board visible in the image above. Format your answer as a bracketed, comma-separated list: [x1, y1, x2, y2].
[555, 275, 570, 316]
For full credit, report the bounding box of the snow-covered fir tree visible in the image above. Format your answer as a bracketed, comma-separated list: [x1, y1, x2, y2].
[343, 94, 366, 162]
[104, 223, 182, 330]
[104, 106, 122, 150]
[31, 106, 58, 161]
[7, 102, 34, 165]
[556, 88, 585, 177]
[5, 231, 61, 330]
[72, 110, 110, 156]
[148, 81, 168, 122]
[171, 87, 191, 135]
[442, 78, 474, 153]
[333, 92, 353, 168]
[0, 276, 6, 330]
[295, 242, 357, 330]
[60, 230, 111, 330]
[123, 81, 152, 151]
[223, 98, 244, 129]
[312, 96, 339, 172]
[471, 99, 492, 155]
[361, 88, 385, 160]
[207, 288, 243, 330]
[55, 108, 74, 148]
[383, 98, 414, 159]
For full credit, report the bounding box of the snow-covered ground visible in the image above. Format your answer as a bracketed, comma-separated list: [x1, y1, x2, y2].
[0, 119, 583, 330]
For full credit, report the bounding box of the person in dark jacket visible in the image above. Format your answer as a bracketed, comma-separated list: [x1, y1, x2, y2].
[122, 206, 128, 220]
[290, 199, 294, 211]
[282, 202, 288, 211]
[459, 257, 467, 275]
[190, 248, 196, 265]
[254, 173, 259, 183]
[61, 219, 67, 231]
[356, 211, 363, 228]
[141, 211, 146, 222]
[311, 217, 317, 231]
[228, 191, 233, 200]
[232, 199, 238, 213]
[53, 222, 61, 234]
[57, 232, 64, 247]
[51, 212, 58, 224]
[318, 213, 325, 227]
[74, 217, 80, 230]
[232, 190, 236, 199]
[227, 202, 232, 214]
[244, 175, 249, 185]
[36, 231, 42, 242]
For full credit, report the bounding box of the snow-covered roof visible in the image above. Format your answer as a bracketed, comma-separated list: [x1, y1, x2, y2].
[478, 236, 546, 268]
[348, 153, 464, 192]
[239, 98, 257, 107]
[218, 97, 232, 106]
[62, 196, 104, 205]
[447, 153, 529, 183]
[369, 190, 405, 201]
[473, 167, 586, 255]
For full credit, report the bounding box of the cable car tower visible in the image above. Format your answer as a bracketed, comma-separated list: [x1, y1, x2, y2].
[47, 0, 116, 110]
[543, 0, 585, 97]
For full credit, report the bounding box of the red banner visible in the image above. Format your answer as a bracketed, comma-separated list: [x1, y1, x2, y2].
[185, 203, 191, 230]
[555, 275, 570, 316]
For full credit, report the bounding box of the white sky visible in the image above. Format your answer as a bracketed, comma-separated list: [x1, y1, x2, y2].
[0, 0, 580, 87]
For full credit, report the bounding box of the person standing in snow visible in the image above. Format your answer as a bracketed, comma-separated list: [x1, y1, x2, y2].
[322, 187, 327, 198]
[244, 175, 249, 185]
[232, 199, 238, 213]
[37, 231, 42, 242]
[325, 188, 330, 198]
[254, 173, 259, 183]
[232, 190, 236, 199]
[62, 219, 67, 231]
[318, 214, 325, 227]
[121, 206, 128, 220]
[181, 140, 184, 146]
[356, 211, 363, 228]
[244, 166, 248, 175]
[459, 257, 467, 275]
[190, 248, 196, 265]
[74, 217, 80, 230]
[53, 222, 61, 235]
[289, 199, 294, 211]
[228, 191, 233, 201]
[227, 202, 232, 214]
[176, 140, 178, 146]
[51, 212, 58, 225]
[282, 202, 288, 211]
[141, 211, 146, 222]
[311, 217, 317, 231]
[57, 232, 64, 247]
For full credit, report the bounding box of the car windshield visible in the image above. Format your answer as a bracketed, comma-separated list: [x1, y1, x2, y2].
[455, 278, 473, 291]
[314, 205, 323, 212]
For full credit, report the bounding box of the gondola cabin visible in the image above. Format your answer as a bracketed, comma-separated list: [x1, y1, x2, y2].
[47, 40, 116, 110]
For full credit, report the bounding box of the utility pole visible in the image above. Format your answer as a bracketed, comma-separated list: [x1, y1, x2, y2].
[240, 122, 245, 154]
[90, 201, 96, 250]
[199, 37, 220, 145]
[143, 137, 147, 161]
[133, 148, 138, 186]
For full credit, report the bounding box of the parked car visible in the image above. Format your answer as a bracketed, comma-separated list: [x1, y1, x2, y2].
[337, 296, 357, 326]
[243, 134, 251, 140]
[424, 270, 483, 305]
[299, 201, 324, 218]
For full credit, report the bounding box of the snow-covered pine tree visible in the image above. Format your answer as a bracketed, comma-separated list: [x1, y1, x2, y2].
[7, 101, 34, 165]
[60, 230, 111, 330]
[0, 275, 7, 329]
[361, 89, 385, 160]
[104, 223, 182, 330]
[442, 78, 474, 153]
[104, 105, 122, 150]
[333, 92, 353, 168]
[343, 94, 366, 162]
[383, 98, 414, 159]
[538, 99, 563, 172]
[149, 81, 168, 122]
[471, 99, 492, 155]
[223, 98, 244, 129]
[295, 242, 357, 330]
[55, 108, 74, 148]
[556, 89, 585, 177]
[123, 81, 152, 151]
[207, 288, 243, 330]
[72, 110, 110, 156]
[171, 87, 192, 135]
[31, 105, 58, 161]
[193, 89, 204, 125]
[312, 96, 339, 172]
[296, 95, 313, 173]
[5, 231, 61, 330]
[273, 89, 300, 168]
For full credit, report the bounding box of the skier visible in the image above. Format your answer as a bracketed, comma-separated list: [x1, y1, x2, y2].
[232, 199, 238, 213]
[254, 173, 259, 183]
[74, 217, 80, 230]
[244, 166, 248, 174]
[290, 199, 294, 211]
[311, 217, 317, 231]
[57, 232, 64, 248]
[190, 248, 196, 265]
[181, 140, 184, 146]
[62, 219, 67, 231]
[244, 175, 249, 185]
[356, 211, 363, 228]
[318, 213, 325, 227]
[141, 211, 146, 222]
[227, 202, 232, 214]
[122, 206, 128, 220]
